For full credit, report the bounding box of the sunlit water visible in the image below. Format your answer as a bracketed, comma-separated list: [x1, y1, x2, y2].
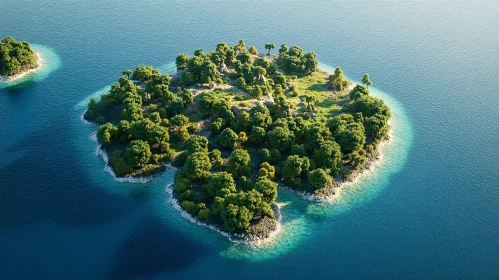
[1, 1, 498, 279]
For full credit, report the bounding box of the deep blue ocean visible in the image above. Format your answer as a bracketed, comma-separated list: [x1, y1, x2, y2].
[1, 1, 498, 279]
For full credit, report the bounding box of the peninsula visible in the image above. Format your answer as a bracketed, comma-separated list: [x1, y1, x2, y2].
[0, 36, 40, 82]
[84, 40, 391, 241]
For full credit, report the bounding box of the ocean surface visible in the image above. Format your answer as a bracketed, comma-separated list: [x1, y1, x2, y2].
[1, 1, 498, 279]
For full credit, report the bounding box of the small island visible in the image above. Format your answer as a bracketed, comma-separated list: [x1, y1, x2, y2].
[0, 36, 40, 81]
[84, 40, 391, 242]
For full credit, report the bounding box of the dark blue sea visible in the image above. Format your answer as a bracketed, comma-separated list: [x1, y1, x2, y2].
[1, 1, 498, 279]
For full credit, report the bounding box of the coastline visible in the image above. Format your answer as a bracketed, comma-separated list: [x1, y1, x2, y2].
[83, 109, 283, 245]
[79, 63, 395, 246]
[166, 183, 283, 246]
[86, 122, 162, 184]
[0, 52, 43, 83]
[282, 127, 392, 203]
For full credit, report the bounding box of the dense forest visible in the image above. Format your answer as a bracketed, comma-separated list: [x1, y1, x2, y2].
[85, 40, 390, 235]
[0, 36, 38, 76]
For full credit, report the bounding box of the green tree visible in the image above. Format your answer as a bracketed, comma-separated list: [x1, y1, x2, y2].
[170, 114, 189, 128]
[279, 43, 288, 54]
[308, 168, 332, 189]
[249, 45, 258, 55]
[227, 149, 251, 178]
[251, 86, 263, 100]
[234, 77, 247, 90]
[249, 126, 267, 144]
[253, 66, 267, 81]
[303, 52, 318, 73]
[361, 74, 372, 88]
[122, 69, 132, 78]
[272, 72, 287, 88]
[176, 54, 189, 68]
[209, 149, 224, 167]
[184, 152, 212, 180]
[238, 131, 248, 144]
[329, 68, 348, 91]
[255, 177, 278, 204]
[110, 150, 132, 176]
[250, 105, 272, 129]
[131, 65, 153, 83]
[333, 122, 366, 152]
[0, 36, 38, 76]
[179, 89, 194, 105]
[348, 149, 367, 169]
[258, 148, 271, 162]
[186, 136, 209, 154]
[149, 112, 161, 124]
[291, 144, 305, 156]
[200, 61, 221, 84]
[206, 172, 237, 197]
[267, 126, 294, 152]
[282, 155, 310, 184]
[258, 162, 275, 180]
[221, 204, 252, 232]
[349, 84, 370, 100]
[326, 113, 356, 134]
[304, 123, 332, 151]
[364, 114, 390, 141]
[269, 148, 282, 163]
[288, 45, 303, 57]
[97, 123, 118, 145]
[265, 43, 275, 55]
[313, 140, 342, 176]
[126, 140, 151, 167]
[236, 52, 252, 64]
[122, 100, 143, 122]
[235, 39, 246, 53]
[210, 117, 224, 133]
[175, 126, 190, 143]
[219, 128, 239, 148]
[216, 42, 229, 53]
[351, 95, 391, 118]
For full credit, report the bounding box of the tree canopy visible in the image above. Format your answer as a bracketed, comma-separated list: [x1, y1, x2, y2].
[85, 40, 393, 235]
[0, 36, 38, 76]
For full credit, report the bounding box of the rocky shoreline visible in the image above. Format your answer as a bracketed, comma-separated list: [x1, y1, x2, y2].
[167, 183, 282, 246]
[282, 129, 391, 203]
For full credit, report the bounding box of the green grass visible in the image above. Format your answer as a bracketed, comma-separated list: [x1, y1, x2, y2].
[287, 71, 343, 118]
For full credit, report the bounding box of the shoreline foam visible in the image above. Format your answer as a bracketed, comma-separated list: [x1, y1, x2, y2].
[79, 65, 397, 246]
[166, 183, 282, 246]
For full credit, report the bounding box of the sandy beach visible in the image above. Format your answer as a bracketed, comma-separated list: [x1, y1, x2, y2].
[0, 52, 43, 82]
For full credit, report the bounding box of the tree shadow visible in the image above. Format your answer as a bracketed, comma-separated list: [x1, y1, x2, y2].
[108, 215, 207, 280]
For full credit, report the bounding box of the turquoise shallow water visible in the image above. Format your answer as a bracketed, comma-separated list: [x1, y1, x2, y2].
[1, 1, 498, 279]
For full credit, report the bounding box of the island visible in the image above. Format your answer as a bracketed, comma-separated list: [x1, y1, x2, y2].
[0, 36, 40, 81]
[84, 40, 391, 243]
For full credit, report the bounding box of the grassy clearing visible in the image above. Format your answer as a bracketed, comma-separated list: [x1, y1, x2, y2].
[287, 71, 345, 118]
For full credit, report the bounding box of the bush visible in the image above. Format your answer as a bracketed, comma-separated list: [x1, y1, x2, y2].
[199, 209, 211, 220]
[86, 109, 95, 119]
[110, 150, 132, 176]
[96, 116, 106, 125]
[158, 107, 167, 118]
[269, 148, 281, 163]
[258, 148, 271, 162]
[308, 168, 332, 189]
[181, 200, 200, 215]
[151, 154, 161, 164]
[291, 144, 305, 156]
